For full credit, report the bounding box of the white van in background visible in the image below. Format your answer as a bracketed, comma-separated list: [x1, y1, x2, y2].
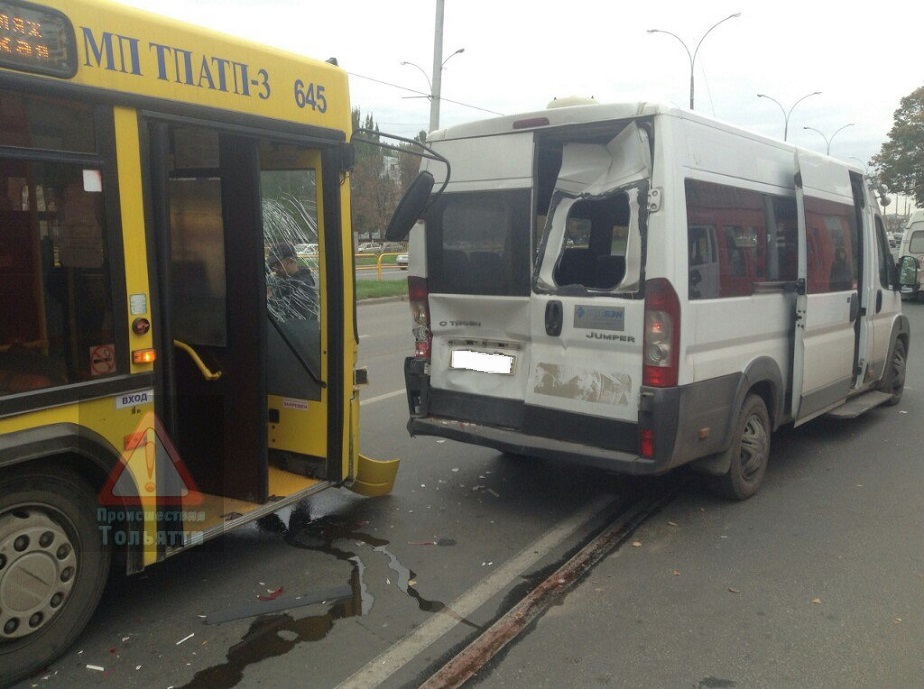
[898, 209, 924, 300]
[393, 101, 909, 500]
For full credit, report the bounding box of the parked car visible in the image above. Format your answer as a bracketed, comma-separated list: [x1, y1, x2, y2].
[295, 242, 318, 257]
[396, 253, 408, 269]
[357, 243, 382, 253]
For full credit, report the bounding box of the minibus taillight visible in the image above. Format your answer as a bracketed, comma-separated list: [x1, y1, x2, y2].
[639, 428, 655, 459]
[408, 276, 432, 359]
[643, 278, 680, 388]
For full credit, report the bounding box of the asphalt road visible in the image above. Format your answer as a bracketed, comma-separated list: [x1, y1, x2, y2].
[462, 302, 924, 689]
[13, 299, 923, 689]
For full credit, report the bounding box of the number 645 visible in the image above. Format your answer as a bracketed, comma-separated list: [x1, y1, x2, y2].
[294, 80, 327, 112]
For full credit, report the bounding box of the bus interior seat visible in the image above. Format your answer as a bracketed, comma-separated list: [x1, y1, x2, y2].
[592, 255, 625, 289]
[555, 248, 594, 287]
[0, 343, 68, 394]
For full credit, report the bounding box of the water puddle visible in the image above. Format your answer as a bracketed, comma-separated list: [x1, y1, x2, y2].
[176, 507, 475, 688]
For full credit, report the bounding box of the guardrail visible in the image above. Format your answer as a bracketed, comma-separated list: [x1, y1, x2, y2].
[355, 251, 404, 280]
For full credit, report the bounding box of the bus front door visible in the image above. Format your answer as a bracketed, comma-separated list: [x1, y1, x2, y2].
[152, 125, 269, 503]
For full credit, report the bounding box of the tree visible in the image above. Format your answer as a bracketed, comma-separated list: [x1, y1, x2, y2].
[350, 109, 397, 243]
[351, 115, 430, 243]
[396, 130, 429, 197]
[872, 86, 924, 207]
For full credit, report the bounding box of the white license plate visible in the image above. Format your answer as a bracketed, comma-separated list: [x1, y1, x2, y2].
[450, 350, 515, 375]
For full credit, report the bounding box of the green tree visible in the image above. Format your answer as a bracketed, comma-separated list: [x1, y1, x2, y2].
[872, 86, 924, 207]
[350, 108, 402, 243]
[396, 130, 429, 196]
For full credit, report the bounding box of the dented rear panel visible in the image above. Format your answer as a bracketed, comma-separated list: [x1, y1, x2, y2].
[406, 111, 655, 468]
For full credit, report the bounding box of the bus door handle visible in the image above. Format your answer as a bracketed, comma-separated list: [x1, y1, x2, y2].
[545, 300, 563, 337]
[173, 340, 222, 381]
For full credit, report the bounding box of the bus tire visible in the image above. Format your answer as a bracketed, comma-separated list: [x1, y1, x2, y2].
[708, 394, 770, 501]
[0, 466, 110, 686]
[879, 338, 907, 406]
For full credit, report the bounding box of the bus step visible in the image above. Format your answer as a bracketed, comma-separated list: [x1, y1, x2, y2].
[825, 391, 893, 419]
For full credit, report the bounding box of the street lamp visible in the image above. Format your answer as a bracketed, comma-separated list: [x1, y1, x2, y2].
[647, 12, 740, 110]
[803, 123, 855, 155]
[756, 91, 821, 141]
[400, 47, 464, 132]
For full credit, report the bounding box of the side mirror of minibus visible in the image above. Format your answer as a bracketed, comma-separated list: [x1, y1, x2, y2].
[384, 171, 434, 242]
[897, 255, 918, 293]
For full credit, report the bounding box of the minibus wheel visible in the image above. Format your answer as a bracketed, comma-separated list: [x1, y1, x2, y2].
[709, 394, 770, 501]
[0, 466, 110, 686]
[879, 339, 907, 406]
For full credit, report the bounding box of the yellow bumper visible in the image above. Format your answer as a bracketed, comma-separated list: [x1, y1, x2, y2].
[348, 453, 400, 497]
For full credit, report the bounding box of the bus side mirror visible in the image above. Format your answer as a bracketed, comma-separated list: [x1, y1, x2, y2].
[384, 171, 434, 242]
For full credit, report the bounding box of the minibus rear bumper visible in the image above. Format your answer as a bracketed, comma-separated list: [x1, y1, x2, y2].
[407, 414, 663, 475]
[405, 357, 745, 476]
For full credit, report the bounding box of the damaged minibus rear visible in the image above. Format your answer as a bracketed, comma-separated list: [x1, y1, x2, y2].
[397, 101, 908, 500]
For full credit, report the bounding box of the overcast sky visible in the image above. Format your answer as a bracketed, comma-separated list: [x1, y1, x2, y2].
[117, 0, 921, 179]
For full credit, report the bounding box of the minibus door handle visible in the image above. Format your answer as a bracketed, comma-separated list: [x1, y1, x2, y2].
[545, 300, 563, 337]
[849, 293, 861, 322]
[876, 289, 883, 314]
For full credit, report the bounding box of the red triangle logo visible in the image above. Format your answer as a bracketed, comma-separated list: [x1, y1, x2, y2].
[98, 411, 203, 506]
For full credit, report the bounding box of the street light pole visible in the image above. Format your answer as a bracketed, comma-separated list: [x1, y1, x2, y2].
[429, 0, 445, 132]
[756, 91, 821, 141]
[803, 123, 855, 155]
[647, 12, 740, 110]
[401, 0, 465, 132]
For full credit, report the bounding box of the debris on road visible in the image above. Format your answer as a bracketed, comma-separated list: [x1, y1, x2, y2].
[258, 587, 285, 601]
[205, 584, 353, 624]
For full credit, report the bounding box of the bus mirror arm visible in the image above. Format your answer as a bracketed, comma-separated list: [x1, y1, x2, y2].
[173, 340, 222, 381]
[351, 128, 451, 241]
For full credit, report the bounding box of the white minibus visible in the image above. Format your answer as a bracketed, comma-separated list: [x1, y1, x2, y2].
[391, 101, 909, 499]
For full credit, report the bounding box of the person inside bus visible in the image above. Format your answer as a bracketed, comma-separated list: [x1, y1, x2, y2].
[266, 242, 318, 320]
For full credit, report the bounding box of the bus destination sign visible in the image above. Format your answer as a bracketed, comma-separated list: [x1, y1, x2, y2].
[0, 1, 77, 78]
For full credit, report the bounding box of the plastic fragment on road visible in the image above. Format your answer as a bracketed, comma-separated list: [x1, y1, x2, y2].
[205, 585, 353, 625]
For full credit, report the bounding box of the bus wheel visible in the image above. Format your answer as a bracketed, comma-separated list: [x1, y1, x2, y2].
[879, 339, 907, 406]
[0, 467, 110, 686]
[709, 394, 770, 501]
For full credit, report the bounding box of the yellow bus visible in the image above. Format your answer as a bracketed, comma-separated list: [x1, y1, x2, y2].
[0, 0, 399, 682]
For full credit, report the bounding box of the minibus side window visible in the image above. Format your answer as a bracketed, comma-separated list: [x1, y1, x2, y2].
[875, 217, 892, 289]
[686, 179, 798, 299]
[803, 196, 858, 293]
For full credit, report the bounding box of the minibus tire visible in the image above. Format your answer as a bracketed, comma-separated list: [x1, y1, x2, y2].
[879, 339, 907, 406]
[709, 394, 770, 501]
[0, 466, 110, 686]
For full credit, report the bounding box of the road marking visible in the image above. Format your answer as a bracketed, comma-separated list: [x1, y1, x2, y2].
[359, 389, 405, 406]
[334, 495, 615, 689]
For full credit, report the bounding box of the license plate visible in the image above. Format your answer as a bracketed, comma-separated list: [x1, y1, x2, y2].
[901, 286, 913, 294]
[450, 349, 515, 375]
